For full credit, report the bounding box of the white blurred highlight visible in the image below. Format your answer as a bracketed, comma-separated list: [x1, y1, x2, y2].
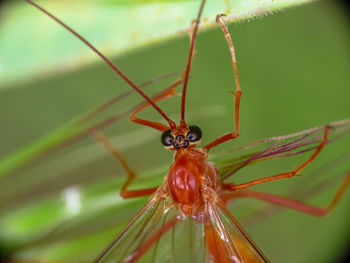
[62, 186, 82, 216]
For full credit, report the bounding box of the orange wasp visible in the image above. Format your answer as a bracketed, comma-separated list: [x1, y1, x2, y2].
[24, 0, 350, 262]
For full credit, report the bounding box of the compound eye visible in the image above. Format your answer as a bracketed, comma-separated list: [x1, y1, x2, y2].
[161, 129, 174, 146]
[186, 125, 202, 142]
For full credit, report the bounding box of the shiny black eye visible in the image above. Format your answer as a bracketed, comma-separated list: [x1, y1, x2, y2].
[186, 125, 202, 142]
[161, 129, 174, 146]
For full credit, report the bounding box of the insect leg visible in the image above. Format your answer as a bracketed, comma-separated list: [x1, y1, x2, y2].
[221, 172, 350, 217]
[203, 15, 242, 151]
[223, 127, 329, 191]
[130, 77, 183, 131]
[90, 130, 158, 199]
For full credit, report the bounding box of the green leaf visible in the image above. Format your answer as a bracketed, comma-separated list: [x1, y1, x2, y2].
[1, 0, 317, 86]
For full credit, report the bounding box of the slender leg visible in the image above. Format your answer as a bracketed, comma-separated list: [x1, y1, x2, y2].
[90, 130, 158, 199]
[203, 15, 242, 151]
[79, 70, 183, 124]
[130, 78, 183, 131]
[220, 172, 350, 217]
[223, 127, 329, 191]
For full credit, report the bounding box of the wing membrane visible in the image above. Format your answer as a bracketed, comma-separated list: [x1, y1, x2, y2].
[212, 119, 350, 180]
[95, 188, 271, 263]
[95, 196, 211, 263]
[206, 199, 269, 263]
[95, 196, 169, 263]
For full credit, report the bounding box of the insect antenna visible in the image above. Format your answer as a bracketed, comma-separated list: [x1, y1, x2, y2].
[25, 0, 176, 130]
[180, 0, 206, 127]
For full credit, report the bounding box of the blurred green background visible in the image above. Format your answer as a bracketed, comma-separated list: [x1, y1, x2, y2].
[0, 0, 349, 262]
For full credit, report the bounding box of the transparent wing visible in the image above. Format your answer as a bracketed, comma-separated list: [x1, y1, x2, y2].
[95, 195, 171, 263]
[211, 119, 350, 181]
[95, 194, 211, 263]
[95, 188, 270, 263]
[205, 198, 269, 263]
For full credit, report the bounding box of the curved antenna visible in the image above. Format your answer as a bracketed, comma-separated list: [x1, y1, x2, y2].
[180, 0, 206, 127]
[25, 0, 176, 130]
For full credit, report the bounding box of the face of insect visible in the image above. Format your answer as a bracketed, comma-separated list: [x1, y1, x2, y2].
[161, 125, 202, 150]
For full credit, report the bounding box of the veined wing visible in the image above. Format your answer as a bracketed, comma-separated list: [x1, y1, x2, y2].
[95, 194, 211, 263]
[95, 195, 210, 263]
[95, 189, 270, 263]
[212, 119, 350, 181]
[94, 194, 171, 263]
[205, 198, 269, 263]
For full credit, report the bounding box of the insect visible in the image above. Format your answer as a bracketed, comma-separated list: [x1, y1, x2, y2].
[3, 0, 349, 262]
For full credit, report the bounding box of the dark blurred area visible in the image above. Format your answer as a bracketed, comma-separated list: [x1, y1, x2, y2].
[339, 246, 350, 263]
[339, 0, 350, 12]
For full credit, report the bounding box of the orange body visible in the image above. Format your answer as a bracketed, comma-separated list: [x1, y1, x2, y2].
[167, 147, 223, 260]
[166, 147, 266, 263]
[167, 148, 217, 215]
